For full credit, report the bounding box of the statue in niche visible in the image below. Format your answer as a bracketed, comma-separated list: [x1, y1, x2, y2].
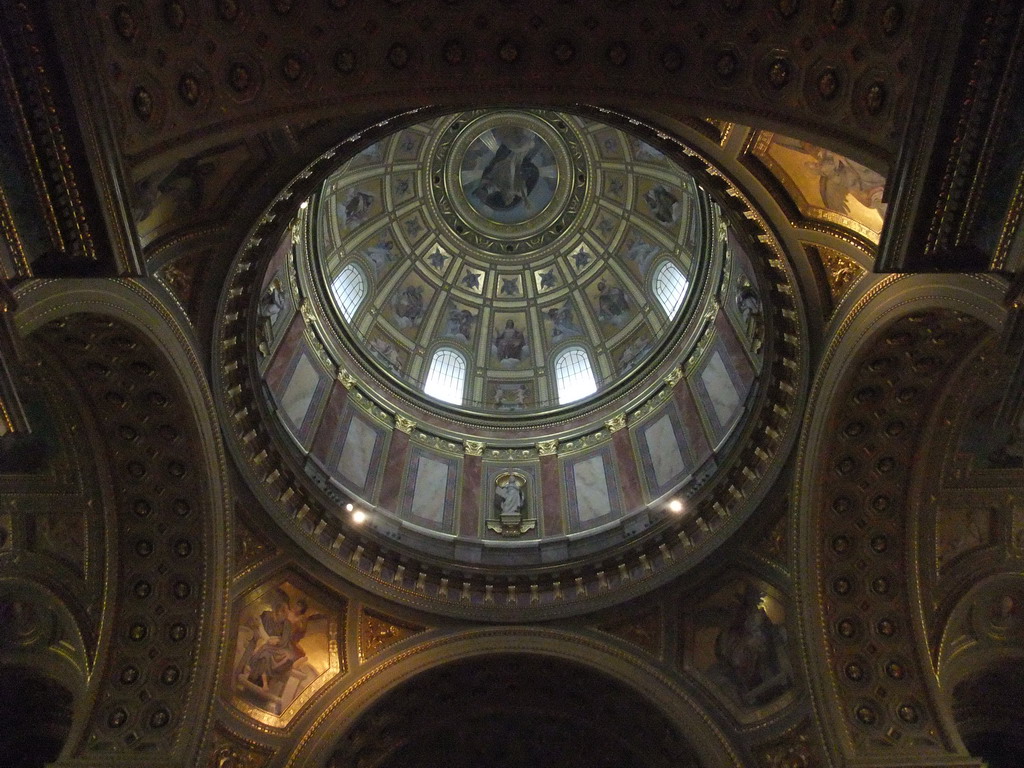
[257, 278, 286, 356]
[736, 278, 764, 354]
[488, 471, 535, 536]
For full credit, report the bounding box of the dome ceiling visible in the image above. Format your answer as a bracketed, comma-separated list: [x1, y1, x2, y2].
[219, 107, 809, 619]
[313, 110, 705, 415]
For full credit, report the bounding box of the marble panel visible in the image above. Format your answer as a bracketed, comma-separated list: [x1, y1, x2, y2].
[337, 414, 378, 490]
[573, 454, 612, 522]
[645, 413, 686, 489]
[280, 353, 321, 430]
[410, 456, 452, 525]
[700, 350, 741, 429]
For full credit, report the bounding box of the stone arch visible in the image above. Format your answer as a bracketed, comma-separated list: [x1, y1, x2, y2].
[936, 573, 1024, 768]
[11, 278, 230, 765]
[282, 627, 744, 768]
[792, 273, 1008, 766]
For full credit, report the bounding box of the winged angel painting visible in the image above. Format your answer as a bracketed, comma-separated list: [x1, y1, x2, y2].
[232, 581, 336, 721]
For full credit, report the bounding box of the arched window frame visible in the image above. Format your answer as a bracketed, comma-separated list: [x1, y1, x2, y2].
[422, 346, 468, 406]
[651, 259, 689, 320]
[552, 345, 598, 405]
[330, 262, 367, 322]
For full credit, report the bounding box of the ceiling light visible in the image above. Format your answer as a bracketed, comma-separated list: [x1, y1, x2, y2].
[351, 509, 367, 524]
[668, 499, 684, 514]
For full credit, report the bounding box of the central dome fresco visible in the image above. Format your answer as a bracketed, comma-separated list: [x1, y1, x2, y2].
[218, 107, 807, 619]
[314, 109, 706, 416]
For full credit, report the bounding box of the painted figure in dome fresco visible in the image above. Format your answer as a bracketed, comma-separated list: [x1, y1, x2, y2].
[624, 237, 661, 273]
[472, 127, 540, 211]
[239, 591, 324, 693]
[493, 383, 528, 411]
[711, 583, 791, 707]
[547, 303, 582, 341]
[363, 240, 394, 274]
[369, 337, 403, 372]
[493, 319, 528, 362]
[443, 307, 476, 342]
[644, 184, 681, 225]
[803, 147, 886, 216]
[597, 281, 631, 327]
[336, 188, 374, 230]
[617, 336, 653, 373]
[391, 285, 425, 328]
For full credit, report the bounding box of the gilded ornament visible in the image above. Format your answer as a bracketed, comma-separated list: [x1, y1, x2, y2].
[463, 440, 485, 456]
[604, 413, 627, 433]
[537, 439, 558, 456]
[394, 415, 415, 433]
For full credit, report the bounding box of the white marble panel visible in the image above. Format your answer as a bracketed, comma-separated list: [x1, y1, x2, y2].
[281, 353, 320, 427]
[573, 454, 612, 522]
[645, 413, 685, 487]
[337, 415, 377, 488]
[700, 350, 740, 427]
[410, 457, 450, 523]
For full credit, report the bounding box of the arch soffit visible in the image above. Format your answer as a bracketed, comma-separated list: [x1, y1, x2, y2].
[281, 627, 744, 768]
[11, 277, 232, 764]
[792, 272, 1008, 766]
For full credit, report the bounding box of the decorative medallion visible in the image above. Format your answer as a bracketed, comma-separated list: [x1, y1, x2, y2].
[433, 110, 585, 255]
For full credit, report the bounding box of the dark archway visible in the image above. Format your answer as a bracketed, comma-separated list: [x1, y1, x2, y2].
[0, 666, 74, 768]
[328, 655, 702, 768]
[954, 661, 1024, 768]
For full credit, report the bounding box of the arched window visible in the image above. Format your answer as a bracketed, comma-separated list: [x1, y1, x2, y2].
[423, 347, 467, 405]
[554, 346, 598, 405]
[331, 263, 366, 322]
[653, 261, 689, 319]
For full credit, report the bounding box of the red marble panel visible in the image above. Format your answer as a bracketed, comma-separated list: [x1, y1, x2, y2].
[379, 430, 410, 511]
[263, 314, 306, 395]
[715, 311, 755, 384]
[540, 454, 564, 536]
[308, 382, 348, 465]
[612, 429, 643, 510]
[675, 381, 713, 467]
[460, 455, 481, 537]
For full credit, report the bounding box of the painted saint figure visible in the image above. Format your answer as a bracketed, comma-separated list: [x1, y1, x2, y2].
[493, 319, 527, 362]
[257, 278, 286, 355]
[644, 184, 681, 225]
[391, 285, 425, 328]
[473, 126, 540, 210]
[597, 281, 630, 327]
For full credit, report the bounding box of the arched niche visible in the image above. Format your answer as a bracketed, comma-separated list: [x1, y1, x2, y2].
[791, 272, 1008, 767]
[11, 277, 231, 765]
[282, 628, 743, 768]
